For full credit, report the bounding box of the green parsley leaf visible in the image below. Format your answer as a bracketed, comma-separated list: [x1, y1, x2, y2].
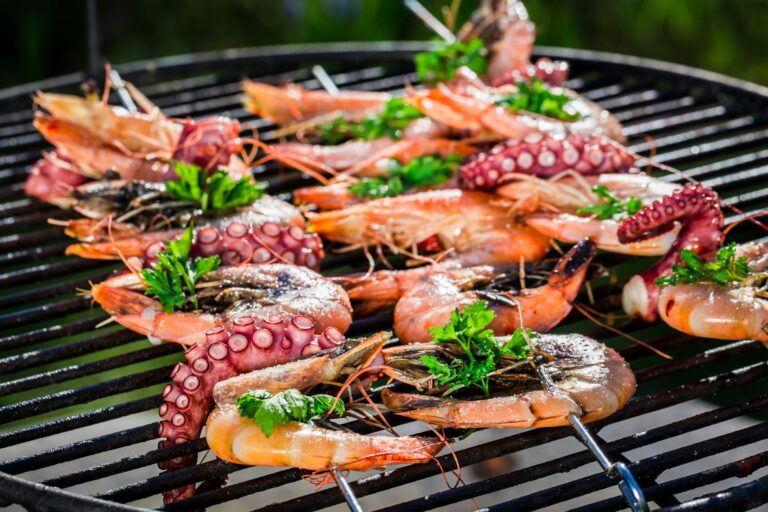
[316, 98, 425, 144]
[497, 78, 582, 122]
[236, 389, 345, 437]
[425, 301, 534, 396]
[576, 185, 644, 220]
[655, 243, 752, 288]
[415, 38, 488, 85]
[141, 226, 221, 312]
[165, 161, 265, 212]
[349, 154, 462, 199]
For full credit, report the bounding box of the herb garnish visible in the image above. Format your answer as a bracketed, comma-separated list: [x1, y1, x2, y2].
[655, 243, 752, 288]
[497, 78, 581, 122]
[415, 38, 488, 85]
[576, 185, 643, 220]
[422, 301, 534, 396]
[349, 154, 462, 199]
[316, 98, 425, 144]
[140, 226, 220, 312]
[236, 389, 345, 437]
[165, 161, 265, 211]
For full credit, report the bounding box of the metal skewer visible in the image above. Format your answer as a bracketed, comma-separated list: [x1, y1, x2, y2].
[331, 468, 364, 512]
[312, 65, 340, 96]
[404, 0, 456, 43]
[108, 69, 138, 114]
[536, 366, 649, 512]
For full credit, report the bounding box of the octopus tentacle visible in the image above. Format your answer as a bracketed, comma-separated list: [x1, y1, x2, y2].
[145, 221, 324, 270]
[171, 117, 241, 171]
[157, 314, 345, 503]
[459, 133, 637, 191]
[489, 57, 570, 87]
[618, 182, 724, 321]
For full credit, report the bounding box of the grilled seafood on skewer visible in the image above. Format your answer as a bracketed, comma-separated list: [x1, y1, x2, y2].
[412, 67, 624, 143]
[656, 240, 768, 342]
[308, 189, 550, 266]
[455, 135, 682, 253]
[26, 84, 249, 206]
[205, 331, 441, 479]
[92, 263, 352, 345]
[379, 303, 635, 428]
[455, 0, 569, 86]
[619, 182, 724, 321]
[60, 162, 310, 260]
[294, 147, 472, 211]
[159, 330, 384, 503]
[345, 239, 596, 344]
[242, 81, 390, 124]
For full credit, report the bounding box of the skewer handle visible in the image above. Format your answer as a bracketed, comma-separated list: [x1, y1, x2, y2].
[404, 0, 456, 43]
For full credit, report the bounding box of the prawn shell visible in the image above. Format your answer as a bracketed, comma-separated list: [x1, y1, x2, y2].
[206, 406, 442, 470]
[381, 334, 636, 428]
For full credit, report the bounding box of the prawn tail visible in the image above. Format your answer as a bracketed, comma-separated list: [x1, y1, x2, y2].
[548, 238, 596, 301]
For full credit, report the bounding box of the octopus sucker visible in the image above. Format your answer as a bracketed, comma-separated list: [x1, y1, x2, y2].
[459, 133, 637, 191]
[158, 315, 347, 503]
[619, 182, 724, 321]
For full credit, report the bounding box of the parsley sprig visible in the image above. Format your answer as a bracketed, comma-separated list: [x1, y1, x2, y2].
[236, 389, 345, 437]
[497, 78, 582, 122]
[165, 161, 265, 211]
[316, 98, 424, 144]
[349, 154, 462, 199]
[422, 301, 534, 396]
[656, 243, 752, 288]
[140, 226, 220, 312]
[576, 185, 643, 220]
[415, 38, 488, 85]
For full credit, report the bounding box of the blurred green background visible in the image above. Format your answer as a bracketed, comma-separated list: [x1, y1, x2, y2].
[3, 0, 768, 89]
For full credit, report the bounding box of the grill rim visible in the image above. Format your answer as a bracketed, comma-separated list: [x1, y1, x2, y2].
[0, 42, 767, 512]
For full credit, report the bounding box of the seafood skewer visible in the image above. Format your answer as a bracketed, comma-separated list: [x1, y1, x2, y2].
[59, 169, 311, 261]
[92, 264, 352, 345]
[381, 331, 636, 428]
[657, 240, 768, 341]
[308, 189, 550, 266]
[160, 329, 381, 502]
[293, 144, 472, 211]
[455, 134, 682, 254]
[205, 331, 441, 477]
[619, 182, 724, 321]
[26, 85, 249, 206]
[345, 239, 596, 343]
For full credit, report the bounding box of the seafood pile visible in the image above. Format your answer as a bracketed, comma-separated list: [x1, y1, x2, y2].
[22, 0, 767, 507]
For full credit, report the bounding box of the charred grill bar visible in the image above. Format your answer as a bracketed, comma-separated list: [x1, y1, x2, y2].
[0, 43, 766, 511]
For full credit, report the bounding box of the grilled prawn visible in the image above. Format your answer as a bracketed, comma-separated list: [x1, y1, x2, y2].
[160, 330, 383, 502]
[346, 239, 595, 343]
[308, 189, 550, 265]
[205, 331, 441, 473]
[92, 264, 352, 345]
[61, 180, 308, 261]
[381, 333, 636, 428]
[658, 240, 768, 341]
[26, 87, 248, 205]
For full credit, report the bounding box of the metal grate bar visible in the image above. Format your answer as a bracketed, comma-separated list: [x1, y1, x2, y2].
[0, 367, 170, 425]
[487, 423, 768, 511]
[374, 395, 767, 512]
[574, 451, 768, 512]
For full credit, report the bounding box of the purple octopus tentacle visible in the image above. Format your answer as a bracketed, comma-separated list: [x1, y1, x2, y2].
[157, 314, 345, 503]
[144, 222, 324, 271]
[617, 182, 724, 321]
[459, 133, 638, 191]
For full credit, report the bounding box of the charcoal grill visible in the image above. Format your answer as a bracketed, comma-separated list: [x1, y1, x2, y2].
[0, 41, 767, 512]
